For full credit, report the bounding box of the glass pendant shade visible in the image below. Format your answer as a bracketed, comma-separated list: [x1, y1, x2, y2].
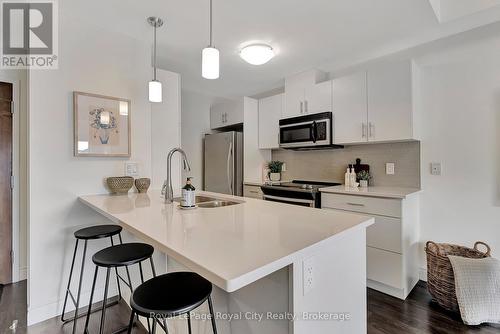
[202, 47, 220, 79]
[148, 80, 162, 103]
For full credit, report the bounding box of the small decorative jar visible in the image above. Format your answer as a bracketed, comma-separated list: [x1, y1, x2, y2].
[135, 178, 151, 193]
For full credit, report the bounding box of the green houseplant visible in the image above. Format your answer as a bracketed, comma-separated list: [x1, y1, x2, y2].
[268, 161, 284, 181]
[357, 170, 371, 188]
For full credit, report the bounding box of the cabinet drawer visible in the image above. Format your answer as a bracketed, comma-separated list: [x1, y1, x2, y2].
[244, 185, 263, 199]
[367, 247, 402, 288]
[322, 193, 401, 218]
[367, 216, 402, 253]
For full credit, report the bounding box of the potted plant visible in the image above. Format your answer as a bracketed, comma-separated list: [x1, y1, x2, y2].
[268, 161, 284, 181]
[357, 170, 371, 188]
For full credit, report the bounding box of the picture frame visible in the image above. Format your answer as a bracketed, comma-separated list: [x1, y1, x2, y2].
[73, 91, 131, 157]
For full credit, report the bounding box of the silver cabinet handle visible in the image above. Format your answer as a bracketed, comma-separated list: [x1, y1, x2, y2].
[300, 101, 303, 114]
[368, 122, 374, 138]
[304, 100, 308, 113]
[227, 142, 233, 195]
[362, 123, 366, 138]
[346, 202, 365, 207]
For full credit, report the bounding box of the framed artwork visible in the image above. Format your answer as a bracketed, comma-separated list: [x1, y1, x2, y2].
[73, 91, 131, 157]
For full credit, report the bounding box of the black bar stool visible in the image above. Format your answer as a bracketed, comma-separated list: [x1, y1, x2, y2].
[84, 242, 156, 334]
[127, 272, 218, 334]
[61, 224, 131, 334]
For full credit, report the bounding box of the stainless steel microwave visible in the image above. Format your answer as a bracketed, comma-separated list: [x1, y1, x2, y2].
[279, 112, 343, 150]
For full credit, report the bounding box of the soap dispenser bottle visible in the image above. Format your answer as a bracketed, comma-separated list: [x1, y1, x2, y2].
[344, 166, 351, 187]
[349, 165, 357, 188]
[181, 177, 196, 208]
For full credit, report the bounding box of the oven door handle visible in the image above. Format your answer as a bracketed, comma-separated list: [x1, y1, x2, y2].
[263, 194, 315, 207]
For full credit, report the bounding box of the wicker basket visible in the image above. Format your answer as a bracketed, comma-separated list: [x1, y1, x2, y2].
[106, 176, 134, 194]
[425, 241, 491, 312]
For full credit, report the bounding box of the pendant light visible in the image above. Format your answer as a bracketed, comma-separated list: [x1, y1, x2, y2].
[202, 0, 219, 79]
[148, 16, 164, 102]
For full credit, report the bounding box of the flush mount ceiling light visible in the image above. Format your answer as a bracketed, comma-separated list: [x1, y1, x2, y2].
[202, 0, 219, 79]
[240, 44, 275, 65]
[148, 16, 164, 103]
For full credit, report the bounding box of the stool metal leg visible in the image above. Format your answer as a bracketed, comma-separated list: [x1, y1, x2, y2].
[118, 233, 133, 290]
[110, 236, 123, 301]
[150, 257, 156, 277]
[72, 240, 88, 334]
[208, 296, 218, 334]
[151, 317, 157, 334]
[187, 312, 192, 334]
[84, 266, 99, 333]
[99, 268, 111, 334]
[126, 311, 135, 334]
[162, 318, 169, 334]
[61, 239, 79, 322]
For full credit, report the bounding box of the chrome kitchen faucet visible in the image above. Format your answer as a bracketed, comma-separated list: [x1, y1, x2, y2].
[162, 148, 191, 203]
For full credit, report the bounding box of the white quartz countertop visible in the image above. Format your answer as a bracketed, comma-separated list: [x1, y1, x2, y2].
[79, 190, 372, 292]
[319, 185, 421, 199]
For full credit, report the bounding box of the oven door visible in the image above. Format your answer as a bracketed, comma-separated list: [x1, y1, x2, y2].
[279, 118, 331, 148]
[263, 194, 315, 207]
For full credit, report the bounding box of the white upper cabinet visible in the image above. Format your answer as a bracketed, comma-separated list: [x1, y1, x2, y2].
[305, 80, 333, 115]
[258, 93, 283, 149]
[367, 60, 413, 142]
[333, 72, 368, 144]
[333, 59, 415, 144]
[284, 70, 329, 119]
[210, 99, 244, 129]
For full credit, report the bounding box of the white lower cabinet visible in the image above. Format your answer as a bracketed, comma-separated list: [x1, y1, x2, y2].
[322, 192, 419, 299]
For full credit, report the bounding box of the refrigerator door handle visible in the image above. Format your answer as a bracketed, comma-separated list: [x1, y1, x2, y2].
[227, 142, 233, 195]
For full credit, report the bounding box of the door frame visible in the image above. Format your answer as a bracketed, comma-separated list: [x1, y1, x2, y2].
[0, 75, 21, 283]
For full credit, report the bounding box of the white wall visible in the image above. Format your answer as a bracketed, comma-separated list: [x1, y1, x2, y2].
[414, 31, 500, 269]
[27, 6, 179, 324]
[181, 90, 215, 190]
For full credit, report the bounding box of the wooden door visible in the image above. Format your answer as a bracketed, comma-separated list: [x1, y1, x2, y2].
[0, 82, 12, 284]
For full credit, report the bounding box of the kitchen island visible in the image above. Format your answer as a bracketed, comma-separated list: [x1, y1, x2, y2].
[79, 190, 373, 334]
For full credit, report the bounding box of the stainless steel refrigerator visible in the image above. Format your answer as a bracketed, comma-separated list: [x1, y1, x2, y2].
[204, 131, 243, 196]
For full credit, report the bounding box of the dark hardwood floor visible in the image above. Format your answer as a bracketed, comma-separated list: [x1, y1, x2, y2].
[368, 281, 500, 333]
[0, 280, 147, 334]
[1, 280, 499, 333]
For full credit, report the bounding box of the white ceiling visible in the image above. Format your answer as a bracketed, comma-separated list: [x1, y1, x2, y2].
[65, 0, 500, 98]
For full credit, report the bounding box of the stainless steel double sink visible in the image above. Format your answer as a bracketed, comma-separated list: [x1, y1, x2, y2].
[173, 195, 243, 208]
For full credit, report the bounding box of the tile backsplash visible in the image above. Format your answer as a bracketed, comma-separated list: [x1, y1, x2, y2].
[272, 141, 420, 188]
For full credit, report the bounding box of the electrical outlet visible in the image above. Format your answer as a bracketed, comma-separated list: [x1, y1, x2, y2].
[303, 257, 315, 295]
[125, 162, 139, 177]
[282, 163, 287, 172]
[386, 162, 395, 175]
[430, 162, 441, 175]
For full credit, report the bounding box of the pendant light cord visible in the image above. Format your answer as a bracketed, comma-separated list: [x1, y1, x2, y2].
[209, 0, 213, 47]
[153, 23, 157, 81]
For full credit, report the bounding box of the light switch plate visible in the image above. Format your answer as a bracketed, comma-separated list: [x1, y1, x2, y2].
[386, 162, 395, 175]
[430, 162, 441, 175]
[282, 163, 287, 172]
[125, 162, 139, 177]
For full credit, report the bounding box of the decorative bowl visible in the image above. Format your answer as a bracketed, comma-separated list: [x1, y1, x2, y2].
[135, 178, 151, 193]
[106, 176, 134, 194]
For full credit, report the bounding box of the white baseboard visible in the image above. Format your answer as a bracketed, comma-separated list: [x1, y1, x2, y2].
[19, 267, 27, 281]
[419, 267, 427, 282]
[27, 285, 118, 326]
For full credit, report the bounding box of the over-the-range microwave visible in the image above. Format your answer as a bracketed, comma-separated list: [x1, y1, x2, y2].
[279, 112, 343, 150]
